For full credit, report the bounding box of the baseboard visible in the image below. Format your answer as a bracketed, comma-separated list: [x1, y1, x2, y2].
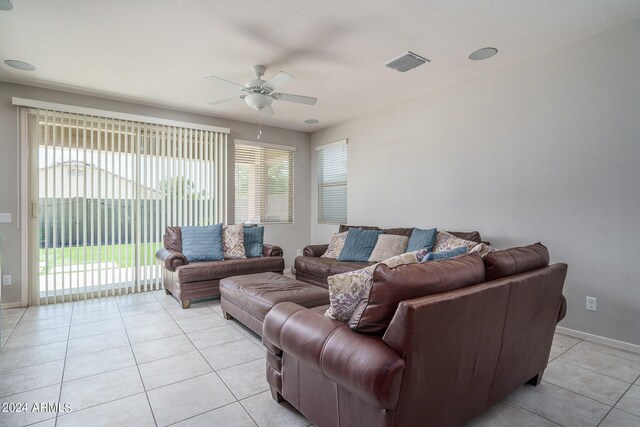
[556, 326, 640, 355]
[1, 302, 25, 309]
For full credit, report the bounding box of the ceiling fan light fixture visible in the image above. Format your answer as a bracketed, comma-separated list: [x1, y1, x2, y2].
[245, 93, 272, 111]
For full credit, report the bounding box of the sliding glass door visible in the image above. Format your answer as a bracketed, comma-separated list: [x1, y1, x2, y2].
[25, 109, 227, 304]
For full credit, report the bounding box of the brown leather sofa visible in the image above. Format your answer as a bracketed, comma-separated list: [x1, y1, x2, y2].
[156, 226, 284, 308]
[264, 244, 567, 427]
[295, 224, 485, 288]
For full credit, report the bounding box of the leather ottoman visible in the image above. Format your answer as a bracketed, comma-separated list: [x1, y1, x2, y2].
[220, 272, 329, 336]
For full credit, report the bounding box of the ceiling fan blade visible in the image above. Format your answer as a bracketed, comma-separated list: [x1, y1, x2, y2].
[206, 96, 242, 106]
[261, 105, 275, 115]
[262, 71, 293, 92]
[205, 75, 245, 89]
[272, 92, 317, 105]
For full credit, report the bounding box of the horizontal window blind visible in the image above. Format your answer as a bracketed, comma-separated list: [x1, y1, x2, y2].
[27, 108, 227, 305]
[318, 140, 347, 224]
[235, 142, 294, 224]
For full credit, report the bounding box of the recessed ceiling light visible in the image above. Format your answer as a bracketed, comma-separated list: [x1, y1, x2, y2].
[0, 0, 13, 11]
[4, 60, 36, 71]
[304, 119, 319, 124]
[469, 47, 498, 61]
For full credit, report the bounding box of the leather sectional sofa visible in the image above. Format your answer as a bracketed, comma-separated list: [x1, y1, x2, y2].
[156, 226, 284, 308]
[263, 243, 567, 427]
[295, 224, 485, 287]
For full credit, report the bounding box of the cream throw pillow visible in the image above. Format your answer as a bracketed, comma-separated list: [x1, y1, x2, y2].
[223, 224, 246, 259]
[368, 234, 409, 262]
[433, 231, 477, 252]
[322, 231, 348, 259]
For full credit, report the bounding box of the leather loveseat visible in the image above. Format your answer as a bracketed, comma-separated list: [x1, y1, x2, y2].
[156, 226, 284, 308]
[263, 244, 567, 427]
[295, 224, 485, 288]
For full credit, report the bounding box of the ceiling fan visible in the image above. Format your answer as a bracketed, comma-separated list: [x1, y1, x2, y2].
[206, 65, 317, 115]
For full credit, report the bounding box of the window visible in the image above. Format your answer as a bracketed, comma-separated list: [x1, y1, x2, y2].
[235, 140, 294, 224]
[317, 139, 347, 224]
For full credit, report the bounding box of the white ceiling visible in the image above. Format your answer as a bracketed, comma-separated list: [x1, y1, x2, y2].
[2, 0, 640, 132]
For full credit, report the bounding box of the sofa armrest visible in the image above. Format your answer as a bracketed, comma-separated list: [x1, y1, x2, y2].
[263, 302, 405, 409]
[263, 244, 283, 257]
[558, 295, 567, 322]
[156, 248, 188, 272]
[303, 244, 329, 257]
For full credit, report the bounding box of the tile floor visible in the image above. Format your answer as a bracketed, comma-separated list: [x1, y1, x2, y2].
[0, 292, 638, 427]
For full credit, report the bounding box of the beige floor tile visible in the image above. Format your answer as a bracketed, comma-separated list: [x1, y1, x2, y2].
[200, 339, 265, 371]
[21, 304, 73, 321]
[0, 384, 60, 427]
[11, 315, 71, 334]
[0, 359, 64, 398]
[57, 392, 155, 427]
[241, 390, 309, 427]
[122, 311, 174, 329]
[116, 292, 160, 307]
[147, 373, 236, 426]
[132, 333, 197, 364]
[577, 341, 640, 364]
[0, 341, 67, 371]
[544, 360, 630, 405]
[60, 366, 144, 412]
[173, 402, 258, 427]
[218, 359, 270, 400]
[599, 408, 640, 427]
[64, 346, 136, 381]
[69, 318, 125, 340]
[66, 329, 130, 358]
[506, 382, 610, 426]
[174, 313, 228, 333]
[70, 309, 121, 326]
[187, 325, 245, 350]
[467, 400, 558, 426]
[615, 384, 640, 417]
[558, 343, 640, 382]
[167, 305, 218, 321]
[126, 321, 184, 344]
[2, 326, 69, 351]
[72, 297, 118, 314]
[118, 301, 165, 317]
[553, 333, 581, 346]
[139, 350, 212, 390]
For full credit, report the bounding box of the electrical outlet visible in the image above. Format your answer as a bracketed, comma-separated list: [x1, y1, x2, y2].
[0, 213, 11, 223]
[586, 296, 597, 311]
[2, 275, 11, 286]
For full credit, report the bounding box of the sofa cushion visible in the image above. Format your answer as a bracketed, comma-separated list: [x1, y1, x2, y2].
[295, 256, 339, 278]
[338, 228, 384, 262]
[243, 225, 264, 258]
[484, 243, 549, 281]
[420, 246, 467, 262]
[383, 227, 414, 237]
[223, 224, 246, 259]
[329, 261, 375, 275]
[433, 231, 478, 252]
[448, 230, 482, 244]
[322, 231, 348, 259]
[176, 257, 283, 283]
[406, 227, 438, 252]
[181, 224, 224, 262]
[349, 252, 485, 334]
[368, 235, 409, 262]
[339, 225, 381, 233]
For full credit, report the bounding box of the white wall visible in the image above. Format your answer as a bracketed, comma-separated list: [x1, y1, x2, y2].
[311, 20, 640, 345]
[0, 82, 310, 305]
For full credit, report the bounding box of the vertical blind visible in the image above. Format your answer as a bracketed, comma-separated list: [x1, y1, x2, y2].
[27, 108, 228, 304]
[317, 140, 347, 224]
[235, 141, 294, 224]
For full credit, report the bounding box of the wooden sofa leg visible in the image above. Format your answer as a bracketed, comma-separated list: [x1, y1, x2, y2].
[270, 386, 284, 403]
[222, 311, 233, 320]
[181, 299, 191, 309]
[527, 370, 544, 386]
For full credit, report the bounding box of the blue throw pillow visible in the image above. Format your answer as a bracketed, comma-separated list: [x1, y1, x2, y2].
[181, 224, 223, 262]
[421, 246, 467, 262]
[244, 225, 264, 258]
[338, 228, 384, 262]
[406, 227, 438, 252]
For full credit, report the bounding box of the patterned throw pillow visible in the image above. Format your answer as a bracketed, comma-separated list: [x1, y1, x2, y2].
[469, 242, 497, 258]
[223, 224, 246, 259]
[325, 251, 419, 322]
[321, 231, 348, 259]
[368, 235, 409, 262]
[433, 231, 477, 252]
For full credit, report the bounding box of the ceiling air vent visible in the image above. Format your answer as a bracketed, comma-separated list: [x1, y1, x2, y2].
[385, 51, 429, 72]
